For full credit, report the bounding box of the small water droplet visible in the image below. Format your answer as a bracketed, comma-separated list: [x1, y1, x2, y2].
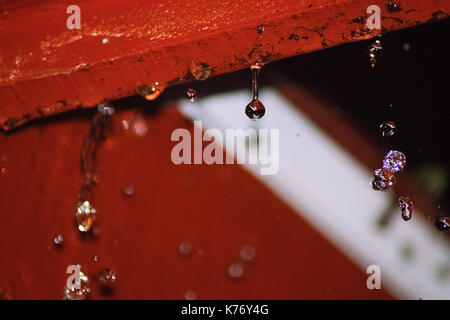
[178, 241, 193, 256]
[1, 167, 6, 176]
[92, 255, 99, 263]
[97, 102, 114, 116]
[386, 1, 401, 12]
[379, 121, 397, 137]
[54, 234, 64, 247]
[368, 38, 383, 69]
[398, 196, 413, 221]
[383, 150, 406, 173]
[256, 25, 264, 34]
[186, 88, 197, 101]
[403, 43, 411, 51]
[121, 120, 130, 130]
[102, 38, 109, 44]
[76, 201, 97, 232]
[371, 168, 395, 191]
[123, 184, 135, 196]
[132, 117, 148, 137]
[98, 269, 117, 286]
[435, 216, 450, 231]
[239, 245, 256, 262]
[139, 83, 162, 100]
[185, 290, 197, 300]
[63, 271, 90, 300]
[190, 61, 212, 81]
[228, 262, 244, 279]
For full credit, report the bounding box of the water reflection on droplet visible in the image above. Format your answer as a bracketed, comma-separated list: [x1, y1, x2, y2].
[379, 121, 396, 137]
[186, 88, 197, 102]
[76, 200, 97, 232]
[386, 1, 401, 12]
[93, 255, 99, 263]
[228, 262, 244, 279]
[435, 216, 450, 231]
[98, 269, 117, 286]
[256, 25, 264, 34]
[368, 38, 383, 69]
[185, 290, 197, 300]
[178, 241, 193, 256]
[398, 196, 413, 221]
[239, 245, 256, 262]
[123, 184, 135, 196]
[54, 234, 64, 247]
[63, 271, 90, 300]
[371, 168, 395, 191]
[383, 150, 406, 173]
[139, 83, 162, 100]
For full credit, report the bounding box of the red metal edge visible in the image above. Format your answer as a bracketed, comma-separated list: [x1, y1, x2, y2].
[0, 0, 448, 130]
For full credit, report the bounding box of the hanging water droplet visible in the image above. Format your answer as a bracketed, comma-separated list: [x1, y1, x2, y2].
[228, 262, 244, 279]
[190, 61, 212, 81]
[398, 196, 413, 221]
[245, 63, 265, 120]
[186, 88, 197, 101]
[386, 1, 401, 12]
[63, 271, 90, 300]
[256, 25, 264, 34]
[98, 269, 117, 286]
[54, 234, 64, 247]
[97, 102, 115, 116]
[371, 168, 395, 191]
[379, 121, 397, 137]
[185, 290, 197, 300]
[383, 150, 406, 172]
[139, 83, 162, 100]
[435, 216, 450, 231]
[178, 241, 193, 257]
[76, 200, 97, 232]
[123, 184, 135, 196]
[92, 255, 99, 263]
[239, 245, 256, 262]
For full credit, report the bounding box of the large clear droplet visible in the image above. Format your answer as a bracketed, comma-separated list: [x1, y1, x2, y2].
[245, 99, 265, 120]
[383, 150, 406, 173]
[76, 201, 96, 232]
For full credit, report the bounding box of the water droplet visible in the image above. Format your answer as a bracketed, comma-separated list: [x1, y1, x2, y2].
[186, 88, 197, 101]
[102, 38, 109, 44]
[185, 290, 197, 300]
[139, 83, 162, 100]
[386, 1, 401, 12]
[239, 245, 256, 262]
[121, 120, 130, 130]
[398, 196, 413, 221]
[76, 200, 97, 232]
[379, 121, 396, 137]
[92, 256, 99, 263]
[178, 241, 193, 256]
[403, 43, 411, 51]
[435, 216, 450, 231]
[1, 167, 6, 176]
[190, 61, 212, 81]
[98, 269, 117, 286]
[368, 38, 383, 69]
[132, 117, 148, 137]
[383, 150, 406, 172]
[371, 168, 395, 191]
[245, 63, 265, 120]
[228, 262, 244, 279]
[54, 234, 64, 247]
[256, 25, 264, 34]
[123, 184, 135, 196]
[97, 102, 114, 116]
[63, 271, 90, 300]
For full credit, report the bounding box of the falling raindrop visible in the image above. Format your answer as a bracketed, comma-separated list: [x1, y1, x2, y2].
[139, 83, 162, 101]
[76, 200, 97, 232]
[190, 61, 212, 81]
[239, 245, 256, 262]
[178, 241, 193, 257]
[123, 184, 135, 196]
[435, 216, 450, 231]
[379, 121, 397, 137]
[228, 262, 244, 279]
[54, 234, 64, 247]
[63, 271, 90, 300]
[371, 168, 395, 191]
[98, 269, 117, 286]
[186, 88, 197, 102]
[383, 150, 406, 173]
[386, 1, 401, 12]
[368, 38, 383, 69]
[398, 196, 413, 221]
[185, 290, 197, 300]
[245, 63, 265, 120]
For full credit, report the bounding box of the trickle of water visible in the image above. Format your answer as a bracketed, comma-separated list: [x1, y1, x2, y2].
[98, 269, 117, 286]
[186, 88, 197, 102]
[54, 234, 64, 247]
[185, 290, 197, 300]
[63, 272, 90, 300]
[239, 245, 256, 262]
[371, 168, 395, 191]
[245, 63, 265, 120]
[435, 216, 450, 231]
[379, 121, 397, 137]
[178, 241, 193, 256]
[386, 1, 401, 12]
[228, 262, 244, 279]
[123, 184, 135, 196]
[76, 200, 97, 232]
[398, 196, 413, 221]
[190, 61, 212, 81]
[383, 150, 406, 173]
[139, 83, 162, 100]
[368, 38, 383, 69]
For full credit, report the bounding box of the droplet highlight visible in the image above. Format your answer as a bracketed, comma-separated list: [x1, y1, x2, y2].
[139, 83, 162, 101]
[435, 216, 450, 231]
[379, 121, 397, 137]
[76, 200, 97, 232]
[98, 269, 117, 286]
[368, 38, 383, 69]
[63, 271, 90, 300]
[383, 150, 406, 173]
[398, 196, 413, 221]
[186, 88, 197, 102]
[54, 234, 64, 247]
[228, 262, 244, 279]
[239, 245, 256, 262]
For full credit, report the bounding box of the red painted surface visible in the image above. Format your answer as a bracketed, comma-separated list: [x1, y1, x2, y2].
[1, 0, 448, 130]
[0, 105, 393, 299]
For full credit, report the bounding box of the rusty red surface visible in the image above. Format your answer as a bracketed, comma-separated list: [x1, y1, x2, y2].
[0, 0, 449, 130]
